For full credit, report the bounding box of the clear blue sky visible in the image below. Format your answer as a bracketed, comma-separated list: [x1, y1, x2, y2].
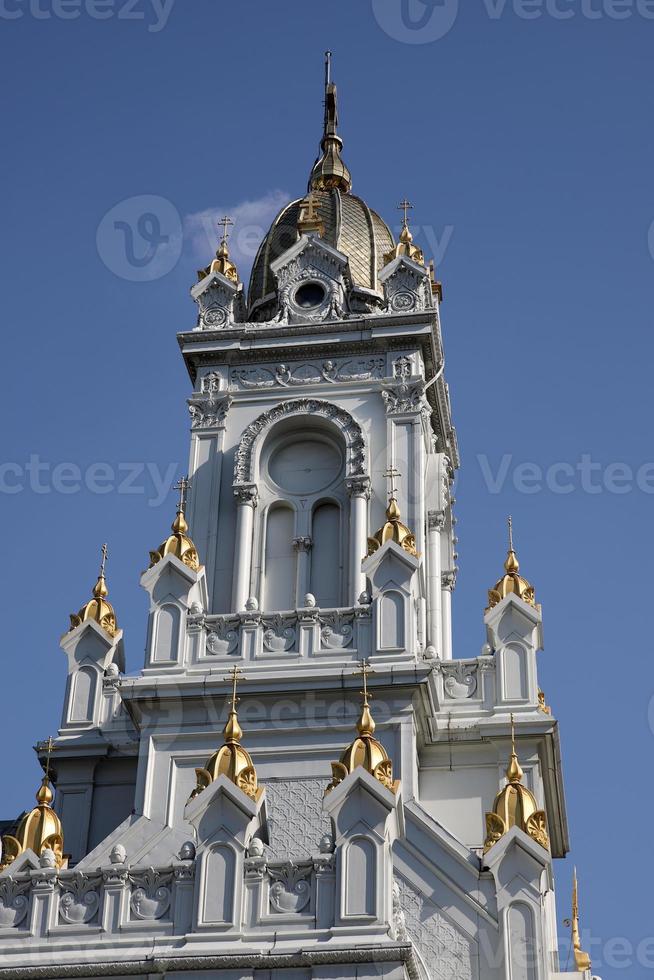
[1, 1, 651, 974]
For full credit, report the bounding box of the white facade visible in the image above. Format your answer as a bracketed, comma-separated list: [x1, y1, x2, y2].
[0, 73, 594, 980]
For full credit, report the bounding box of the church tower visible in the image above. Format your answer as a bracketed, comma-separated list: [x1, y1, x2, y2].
[0, 56, 596, 980]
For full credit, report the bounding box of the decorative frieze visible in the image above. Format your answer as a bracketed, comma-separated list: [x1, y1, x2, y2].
[58, 872, 101, 925]
[128, 868, 172, 922]
[230, 356, 385, 391]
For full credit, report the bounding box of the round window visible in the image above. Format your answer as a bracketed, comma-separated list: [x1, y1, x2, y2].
[268, 437, 342, 494]
[294, 281, 327, 309]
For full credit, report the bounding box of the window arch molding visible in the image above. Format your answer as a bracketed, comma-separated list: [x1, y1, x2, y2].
[233, 398, 368, 488]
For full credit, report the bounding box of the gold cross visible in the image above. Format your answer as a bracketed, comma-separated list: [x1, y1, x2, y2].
[218, 215, 234, 244]
[174, 476, 190, 513]
[224, 665, 243, 712]
[383, 466, 402, 499]
[508, 515, 514, 552]
[99, 543, 109, 577]
[397, 198, 413, 227]
[356, 659, 374, 704]
[42, 736, 55, 782]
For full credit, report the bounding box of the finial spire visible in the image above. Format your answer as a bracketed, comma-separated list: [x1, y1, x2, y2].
[505, 713, 524, 783]
[383, 465, 402, 501]
[571, 868, 592, 972]
[356, 659, 376, 737]
[69, 545, 118, 637]
[148, 476, 200, 572]
[93, 543, 109, 599]
[0, 736, 65, 871]
[383, 197, 425, 266]
[198, 215, 239, 283]
[309, 51, 352, 194]
[223, 665, 243, 743]
[486, 515, 537, 613]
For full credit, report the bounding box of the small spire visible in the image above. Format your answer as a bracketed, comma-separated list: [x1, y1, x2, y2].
[190, 665, 260, 801]
[367, 470, 419, 559]
[486, 516, 537, 613]
[383, 198, 425, 266]
[356, 659, 376, 737]
[309, 51, 352, 194]
[149, 476, 200, 572]
[1, 737, 65, 871]
[69, 544, 118, 637]
[198, 215, 239, 283]
[571, 868, 592, 972]
[505, 714, 524, 784]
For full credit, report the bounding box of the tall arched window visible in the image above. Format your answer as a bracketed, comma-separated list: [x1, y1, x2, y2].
[311, 502, 341, 607]
[263, 503, 296, 610]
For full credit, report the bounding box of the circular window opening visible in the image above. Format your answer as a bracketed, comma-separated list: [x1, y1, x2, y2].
[294, 281, 327, 309]
[268, 436, 343, 494]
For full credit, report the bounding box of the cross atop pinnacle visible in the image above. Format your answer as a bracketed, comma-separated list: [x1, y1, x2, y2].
[99, 543, 109, 578]
[398, 198, 414, 229]
[174, 476, 190, 515]
[218, 215, 234, 246]
[383, 466, 402, 500]
[225, 664, 243, 713]
[356, 658, 374, 705]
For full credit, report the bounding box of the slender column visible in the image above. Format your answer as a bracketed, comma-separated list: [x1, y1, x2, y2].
[441, 570, 456, 661]
[346, 477, 371, 605]
[293, 536, 313, 605]
[232, 485, 258, 612]
[427, 511, 445, 655]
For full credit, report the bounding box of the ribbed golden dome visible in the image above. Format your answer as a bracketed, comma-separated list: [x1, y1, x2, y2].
[383, 202, 425, 267]
[484, 717, 549, 853]
[1, 776, 65, 871]
[149, 479, 200, 572]
[367, 498, 418, 559]
[486, 517, 536, 612]
[190, 667, 261, 802]
[198, 217, 239, 283]
[69, 545, 118, 638]
[326, 661, 398, 795]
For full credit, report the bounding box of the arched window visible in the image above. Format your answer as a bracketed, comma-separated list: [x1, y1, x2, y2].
[311, 502, 341, 607]
[263, 503, 296, 611]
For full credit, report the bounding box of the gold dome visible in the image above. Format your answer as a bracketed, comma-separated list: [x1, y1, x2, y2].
[190, 667, 261, 802]
[149, 478, 200, 572]
[1, 760, 65, 871]
[486, 517, 537, 612]
[367, 498, 418, 559]
[484, 716, 549, 853]
[69, 544, 118, 638]
[383, 200, 425, 267]
[326, 661, 398, 795]
[198, 216, 239, 283]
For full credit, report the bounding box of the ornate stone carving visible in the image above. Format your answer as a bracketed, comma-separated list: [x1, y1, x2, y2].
[393, 355, 413, 380]
[233, 484, 258, 506]
[262, 779, 332, 862]
[200, 372, 221, 395]
[129, 868, 172, 921]
[391, 880, 408, 941]
[345, 476, 372, 499]
[427, 510, 446, 532]
[268, 862, 312, 914]
[440, 662, 478, 700]
[205, 617, 240, 657]
[262, 614, 297, 653]
[442, 570, 457, 591]
[188, 394, 232, 430]
[59, 873, 101, 925]
[319, 611, 354, 650]
[382, 381, 427, 416]
[230, 357, 385, 390]
[292, 536, 313, 553]
[0, 879, 30, 928]
[233, 399, 367, 485]
[397, 875, 476, 980]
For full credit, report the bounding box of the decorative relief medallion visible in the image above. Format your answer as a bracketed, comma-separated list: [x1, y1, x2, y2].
[0, 879, 30, 929]
[268, 862, 312, 914]
[205, 617, 240, 657]
[391, 291, 416, 312]
[262, 614, 297, 653]
[129, 868, 172, 921]
[58, 873, 101, 925]
[319, 611, 354, 650]
[233, 399, 366, 485]
[440, 662, 478, 700]
[202, 305, 227, 328]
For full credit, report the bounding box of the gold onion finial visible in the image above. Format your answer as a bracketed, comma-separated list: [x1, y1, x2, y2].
[486, 516, 537, 612]
[190, 666, 261, 802]
[198, 214, 239, 283]
[69, 543, 118, 638]
[367, 468, 419, 559]
[309, 51, 352, 194]
[483, 715, 549, 853]
[384, 198, 425, 266]
[0, 737, 66, 871]
[325, 660, 398, 795]
[571, 867, 592, 972]
[149, 477, 200, 572]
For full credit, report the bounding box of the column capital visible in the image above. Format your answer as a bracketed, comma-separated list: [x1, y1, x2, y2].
[427, 509, 446, 532]
[346, 476, 372, 499]
[233, 484, 258, 507]
[441, 569, 457, 591]
[292, 536, 313, 553]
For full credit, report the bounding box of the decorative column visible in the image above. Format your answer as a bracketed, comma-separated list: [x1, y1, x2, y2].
[232, 485, 258, 612]
[293, 536, 313, 606]
[346, 477, 371, 605]
[441, 569, 456, 661]
[427, 510, 445, 656]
